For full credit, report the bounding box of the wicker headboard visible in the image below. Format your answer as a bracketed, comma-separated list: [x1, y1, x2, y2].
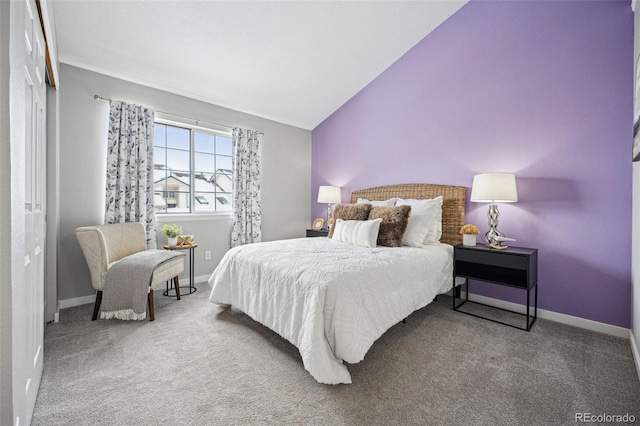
[350, 183, 466, 246]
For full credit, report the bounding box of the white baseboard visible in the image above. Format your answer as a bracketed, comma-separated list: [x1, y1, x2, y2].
[59, 275, 210, 309]
[630, 331, 640, 384]
[188, 274, 210, 287]
[58, 294, 95, 309]
[458, 291, 630, 339]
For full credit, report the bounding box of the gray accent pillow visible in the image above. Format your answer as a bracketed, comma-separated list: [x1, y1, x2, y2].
[368, 205, 411, 247]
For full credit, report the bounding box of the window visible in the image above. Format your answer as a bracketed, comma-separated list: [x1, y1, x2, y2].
[154, 119, 233, 214]
[195, 195, 209, 205]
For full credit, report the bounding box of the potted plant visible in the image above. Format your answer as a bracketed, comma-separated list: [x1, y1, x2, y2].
[161, 224, 182, 246]
[459, 224, 480, 247]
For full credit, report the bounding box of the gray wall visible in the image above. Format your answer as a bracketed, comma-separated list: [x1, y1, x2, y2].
[58, 63, 311, 301]
[45, 85, 59, 322]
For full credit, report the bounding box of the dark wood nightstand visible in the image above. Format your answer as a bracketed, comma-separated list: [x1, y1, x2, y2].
[306, 229, 329, 237]
[453, 244, 538, 331]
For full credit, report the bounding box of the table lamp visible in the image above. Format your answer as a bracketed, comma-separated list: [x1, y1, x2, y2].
[317, 186, 341, 229]
[470, 173, 518, 244]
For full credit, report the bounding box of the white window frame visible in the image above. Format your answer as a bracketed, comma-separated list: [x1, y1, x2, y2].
[154, 113, 233, 222]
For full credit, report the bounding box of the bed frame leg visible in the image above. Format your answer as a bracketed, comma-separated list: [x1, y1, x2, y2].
[402, 318, 406, 324]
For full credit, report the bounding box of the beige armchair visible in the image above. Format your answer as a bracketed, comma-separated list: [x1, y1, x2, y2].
[75, 222, 184, 321]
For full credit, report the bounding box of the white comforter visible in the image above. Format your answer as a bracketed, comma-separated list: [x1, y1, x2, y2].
[208, 237, 454, 384]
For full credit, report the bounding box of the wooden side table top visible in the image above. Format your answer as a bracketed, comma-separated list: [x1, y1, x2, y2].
[163, 243, 198, 250]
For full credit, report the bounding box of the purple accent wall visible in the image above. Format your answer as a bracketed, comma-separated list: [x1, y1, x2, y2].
[311, 0, 634, 327]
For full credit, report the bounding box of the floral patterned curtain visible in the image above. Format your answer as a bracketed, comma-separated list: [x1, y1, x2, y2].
[231, 128, 262, 247]
[104, 101, 156, 248]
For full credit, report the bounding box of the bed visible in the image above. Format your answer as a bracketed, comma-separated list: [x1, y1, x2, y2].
[209, 184, 466, 384]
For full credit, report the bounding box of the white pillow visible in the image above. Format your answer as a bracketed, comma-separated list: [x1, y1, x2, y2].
[357, 197, 396, 207]
[395, 196, 443, 244]
[401, 213, 433, 247]
[331, 218, 382, 248]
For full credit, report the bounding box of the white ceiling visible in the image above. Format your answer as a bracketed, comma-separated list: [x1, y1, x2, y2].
[53, 1, 467, 130]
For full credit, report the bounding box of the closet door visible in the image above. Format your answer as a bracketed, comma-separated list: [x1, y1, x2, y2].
[16, 0, 46, 424]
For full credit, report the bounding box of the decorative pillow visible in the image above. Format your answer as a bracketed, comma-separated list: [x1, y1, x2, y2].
[329, 203, 373, 238]
[401, 214, 433, 247]
[396, 196, 443, 244]
[331, 218, 382, 248]
[357, 197, 397, 207]
[368, 205, 411, 247]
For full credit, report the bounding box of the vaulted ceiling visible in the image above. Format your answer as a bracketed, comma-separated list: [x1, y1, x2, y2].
[53, 1, 467, 130]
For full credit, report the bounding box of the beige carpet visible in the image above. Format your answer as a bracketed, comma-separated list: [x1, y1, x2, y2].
[32, 283, 639, 425]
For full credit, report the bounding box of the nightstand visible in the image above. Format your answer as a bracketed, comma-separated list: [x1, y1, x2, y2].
[453, 244, 538, 331]
[306, 229, 329, 237]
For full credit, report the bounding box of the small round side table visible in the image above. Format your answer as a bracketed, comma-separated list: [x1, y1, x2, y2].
[162, 243, 198, 297]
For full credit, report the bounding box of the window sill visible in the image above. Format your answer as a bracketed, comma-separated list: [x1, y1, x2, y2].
[156, 213, 232, 223]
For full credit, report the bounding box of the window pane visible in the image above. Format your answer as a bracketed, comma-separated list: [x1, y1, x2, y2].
[211, 169, 233, 193]
[166, 126, 190, 150]
[195, 132, 214, 153]
[194, 174, 215, 198]
[195, 194, 210, 205]
[153, 169, 169, 213]
[154, 124, 167, 147]
[216, 192, 232, 211]
[166, 191, 190, 213]
[154, 191, 167, 213]
[153, 168, 168, 188]
[216, 155, 232, 172]
[195, 152, 215, 173]
[194, 192, 215, 212]
[166, 148, 190, 171]
[169, 171, 191, 189]
[154, 147, 166, 167]
[216, 136, 232, 156]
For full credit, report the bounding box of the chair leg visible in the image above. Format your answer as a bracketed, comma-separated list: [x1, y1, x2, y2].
[174, 276, 181, 300]
[148, 290, 155, 321]
[92, 291, 103, 321]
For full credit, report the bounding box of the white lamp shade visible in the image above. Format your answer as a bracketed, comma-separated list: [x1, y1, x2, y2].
[470, 173, 518, 203]
[317, 185, 341, 204]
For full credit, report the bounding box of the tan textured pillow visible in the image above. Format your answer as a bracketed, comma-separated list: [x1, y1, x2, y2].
[368, 205, 411, 247]
[329, 203, 373, 238]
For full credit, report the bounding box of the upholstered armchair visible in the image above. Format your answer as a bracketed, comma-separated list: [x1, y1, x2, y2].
[75, 222, 184, 321]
